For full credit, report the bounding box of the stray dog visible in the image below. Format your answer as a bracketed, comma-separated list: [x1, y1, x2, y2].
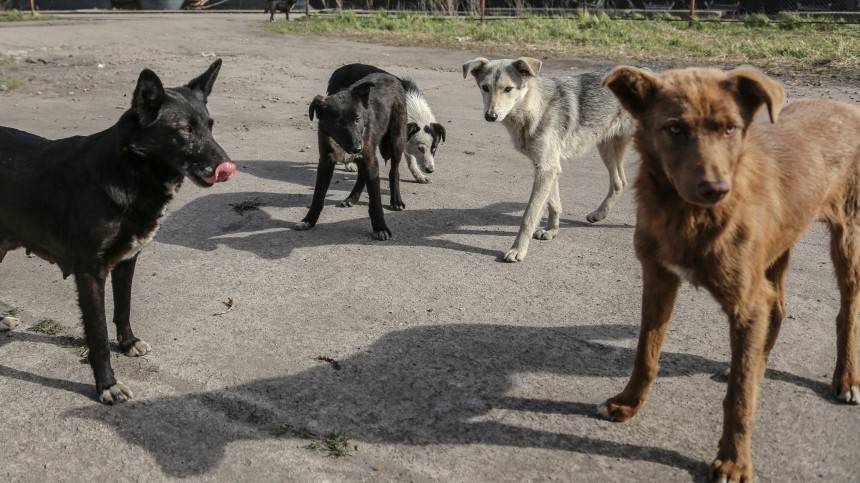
[0, 60, 236, 404]
[295, 72, 407, 240]
[599, 65, 860, 481]
[328, 63, 446, 184]
[463, 57, 634, 262]
[265, 0, 297, 21]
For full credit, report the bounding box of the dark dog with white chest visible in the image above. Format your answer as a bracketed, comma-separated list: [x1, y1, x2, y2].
[0, 60, 235, 404]
[295, 72, 408, 240]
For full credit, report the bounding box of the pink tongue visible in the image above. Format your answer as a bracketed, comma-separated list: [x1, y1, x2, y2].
[204, 162, 237, 185]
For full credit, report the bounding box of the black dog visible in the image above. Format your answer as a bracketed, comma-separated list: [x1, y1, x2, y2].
[265, 0, 297, 21]
[295, 72, 407, 240]
[0, 60, 236, 404]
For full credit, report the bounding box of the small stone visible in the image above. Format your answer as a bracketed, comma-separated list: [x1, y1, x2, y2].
[0, 316, 20, 332]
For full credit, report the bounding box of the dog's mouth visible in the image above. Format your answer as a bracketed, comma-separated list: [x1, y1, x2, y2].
[190, 161, 237, 187]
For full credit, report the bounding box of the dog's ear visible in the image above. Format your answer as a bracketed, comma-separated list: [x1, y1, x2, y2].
[351, 81, 374, 108]
[308, 95, 325, 121]
[132, 68, 165, 126]
[724, 67, 785, 124]
[429, 122, 446, 143]
[186, 58, 222, 100]
[513, 57, 542, 78]
[407, 122, 420, 139]
[462, 57, 489, 80]
[603, 66, 660, 117]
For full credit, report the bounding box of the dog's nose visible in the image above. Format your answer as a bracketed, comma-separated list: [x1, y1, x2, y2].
[485, 112, 498, 122]
[697, 180, 731, 203]
[352, 144, 363, 154]
[425, 166, 434, 173]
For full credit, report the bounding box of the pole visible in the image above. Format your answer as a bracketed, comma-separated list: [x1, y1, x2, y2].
[480, 0, 485, 22]
[305, 0, 310, 19]
[688, 0, 696, 27]
[30, 0, 36, 15]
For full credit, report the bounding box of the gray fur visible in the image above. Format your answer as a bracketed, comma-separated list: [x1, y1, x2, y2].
[464, 57, 635, 262]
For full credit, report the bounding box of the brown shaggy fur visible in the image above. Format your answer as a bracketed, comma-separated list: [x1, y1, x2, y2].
[599, 66, 860, 482]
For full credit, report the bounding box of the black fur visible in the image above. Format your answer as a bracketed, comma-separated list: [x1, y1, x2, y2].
[300, 72, 407, 240]
[0, 60, 234, 403]
[265, 0, 296, 21]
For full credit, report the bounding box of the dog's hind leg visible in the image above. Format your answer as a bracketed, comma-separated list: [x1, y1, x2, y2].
[505, 160, 559, 263]
[829, 221, 860, 404]
[111, 255, 150, 357]
[534, 178, 560, 241]
[587, 136, 629, 223]
[386, 118, 406, 211]
[76, 268, 133, 404]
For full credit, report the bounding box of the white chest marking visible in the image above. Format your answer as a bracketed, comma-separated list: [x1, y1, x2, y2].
[663, 262, 695, 282]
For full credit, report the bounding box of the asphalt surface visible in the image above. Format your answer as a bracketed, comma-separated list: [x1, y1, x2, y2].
[0, 13, 858, 482]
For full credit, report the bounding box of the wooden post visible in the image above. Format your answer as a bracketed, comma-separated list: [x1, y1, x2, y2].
[688, 0, 696, 26]
[305, 0, 310, 19]
[30, 0, 36, 15]
[480, 0, 485, 22]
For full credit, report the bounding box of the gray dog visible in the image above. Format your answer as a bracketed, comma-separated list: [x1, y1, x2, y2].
[463, 57, 635, 262]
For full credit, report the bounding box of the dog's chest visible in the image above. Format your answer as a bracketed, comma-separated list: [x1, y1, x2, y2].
[662, 262, 696, 283]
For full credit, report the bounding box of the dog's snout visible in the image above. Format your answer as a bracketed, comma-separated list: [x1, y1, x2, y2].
[425, 166, 434, 173]
[485, 112, 499, 122]
[351, 143, 363, 154]
[697, 180, 731, 203]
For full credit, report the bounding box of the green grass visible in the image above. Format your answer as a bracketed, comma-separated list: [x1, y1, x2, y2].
[0, 77, 22, 91]
[265, 12, 860, 73]
[28, 318, 65, 335]
[0, 10, 51, 22]
[306, 434, 354, 457]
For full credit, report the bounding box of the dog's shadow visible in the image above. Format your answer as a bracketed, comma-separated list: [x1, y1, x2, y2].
[158, 160, 629, 260]
[38, 322, 826, 479]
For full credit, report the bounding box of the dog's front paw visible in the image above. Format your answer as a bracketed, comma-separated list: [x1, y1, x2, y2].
[597, 395, 643, 422]
[414, 175, 431, 184]
[835, 384, 860, 404]
[99, 382, 133, 405]
[342, 162, 358, 172]
[293, 221, 314, 231]
[711, 457, 753, 483]
[390, 199, 406, 211]
[533, 228, 558, 241]
[373, 227, 392, 241]
[586, 209, 608, 223]
[338, 199, 356, 208]
[0, 316, 20, 332]
[123, 339, 151, 357]
[503, 248, 526, 263]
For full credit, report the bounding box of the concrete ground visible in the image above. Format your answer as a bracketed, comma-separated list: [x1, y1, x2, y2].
[1, 13, 859, 482]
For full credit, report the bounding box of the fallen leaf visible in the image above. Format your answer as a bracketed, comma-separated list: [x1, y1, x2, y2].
[213, 297, 236, 316]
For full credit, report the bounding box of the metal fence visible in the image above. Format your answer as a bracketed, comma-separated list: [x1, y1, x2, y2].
[3, 0, 858, 14]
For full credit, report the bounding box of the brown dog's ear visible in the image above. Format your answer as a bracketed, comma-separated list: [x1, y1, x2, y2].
[462, 57, 489, 80]
[724, 67, 785, 124]
[351, 81, 374, 108]
[512, 57, 542, 78]
[603, 66, 660, 117]
[308, 95, 325, 121]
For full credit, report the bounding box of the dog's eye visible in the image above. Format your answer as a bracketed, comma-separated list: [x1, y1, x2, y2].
[353, 117, 360, 125]
[177, 126, 192, 135]
[665, 122, 684, 136]
[724, 125, 737, 136]
[504, 87, 513, 93]
[481, 85, 489, 93]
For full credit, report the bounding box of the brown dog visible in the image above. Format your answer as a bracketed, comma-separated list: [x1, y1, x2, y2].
[597, 65, 860, 482]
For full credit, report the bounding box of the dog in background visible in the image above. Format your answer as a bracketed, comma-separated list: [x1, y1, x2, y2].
[0, 60, 236, 404]
[463, 57, 634, 262]
[328, 63, 446, 184]
[296, 72, 407, 240]
[265, 0, 297, 21]
[599, 65, 860, 481]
